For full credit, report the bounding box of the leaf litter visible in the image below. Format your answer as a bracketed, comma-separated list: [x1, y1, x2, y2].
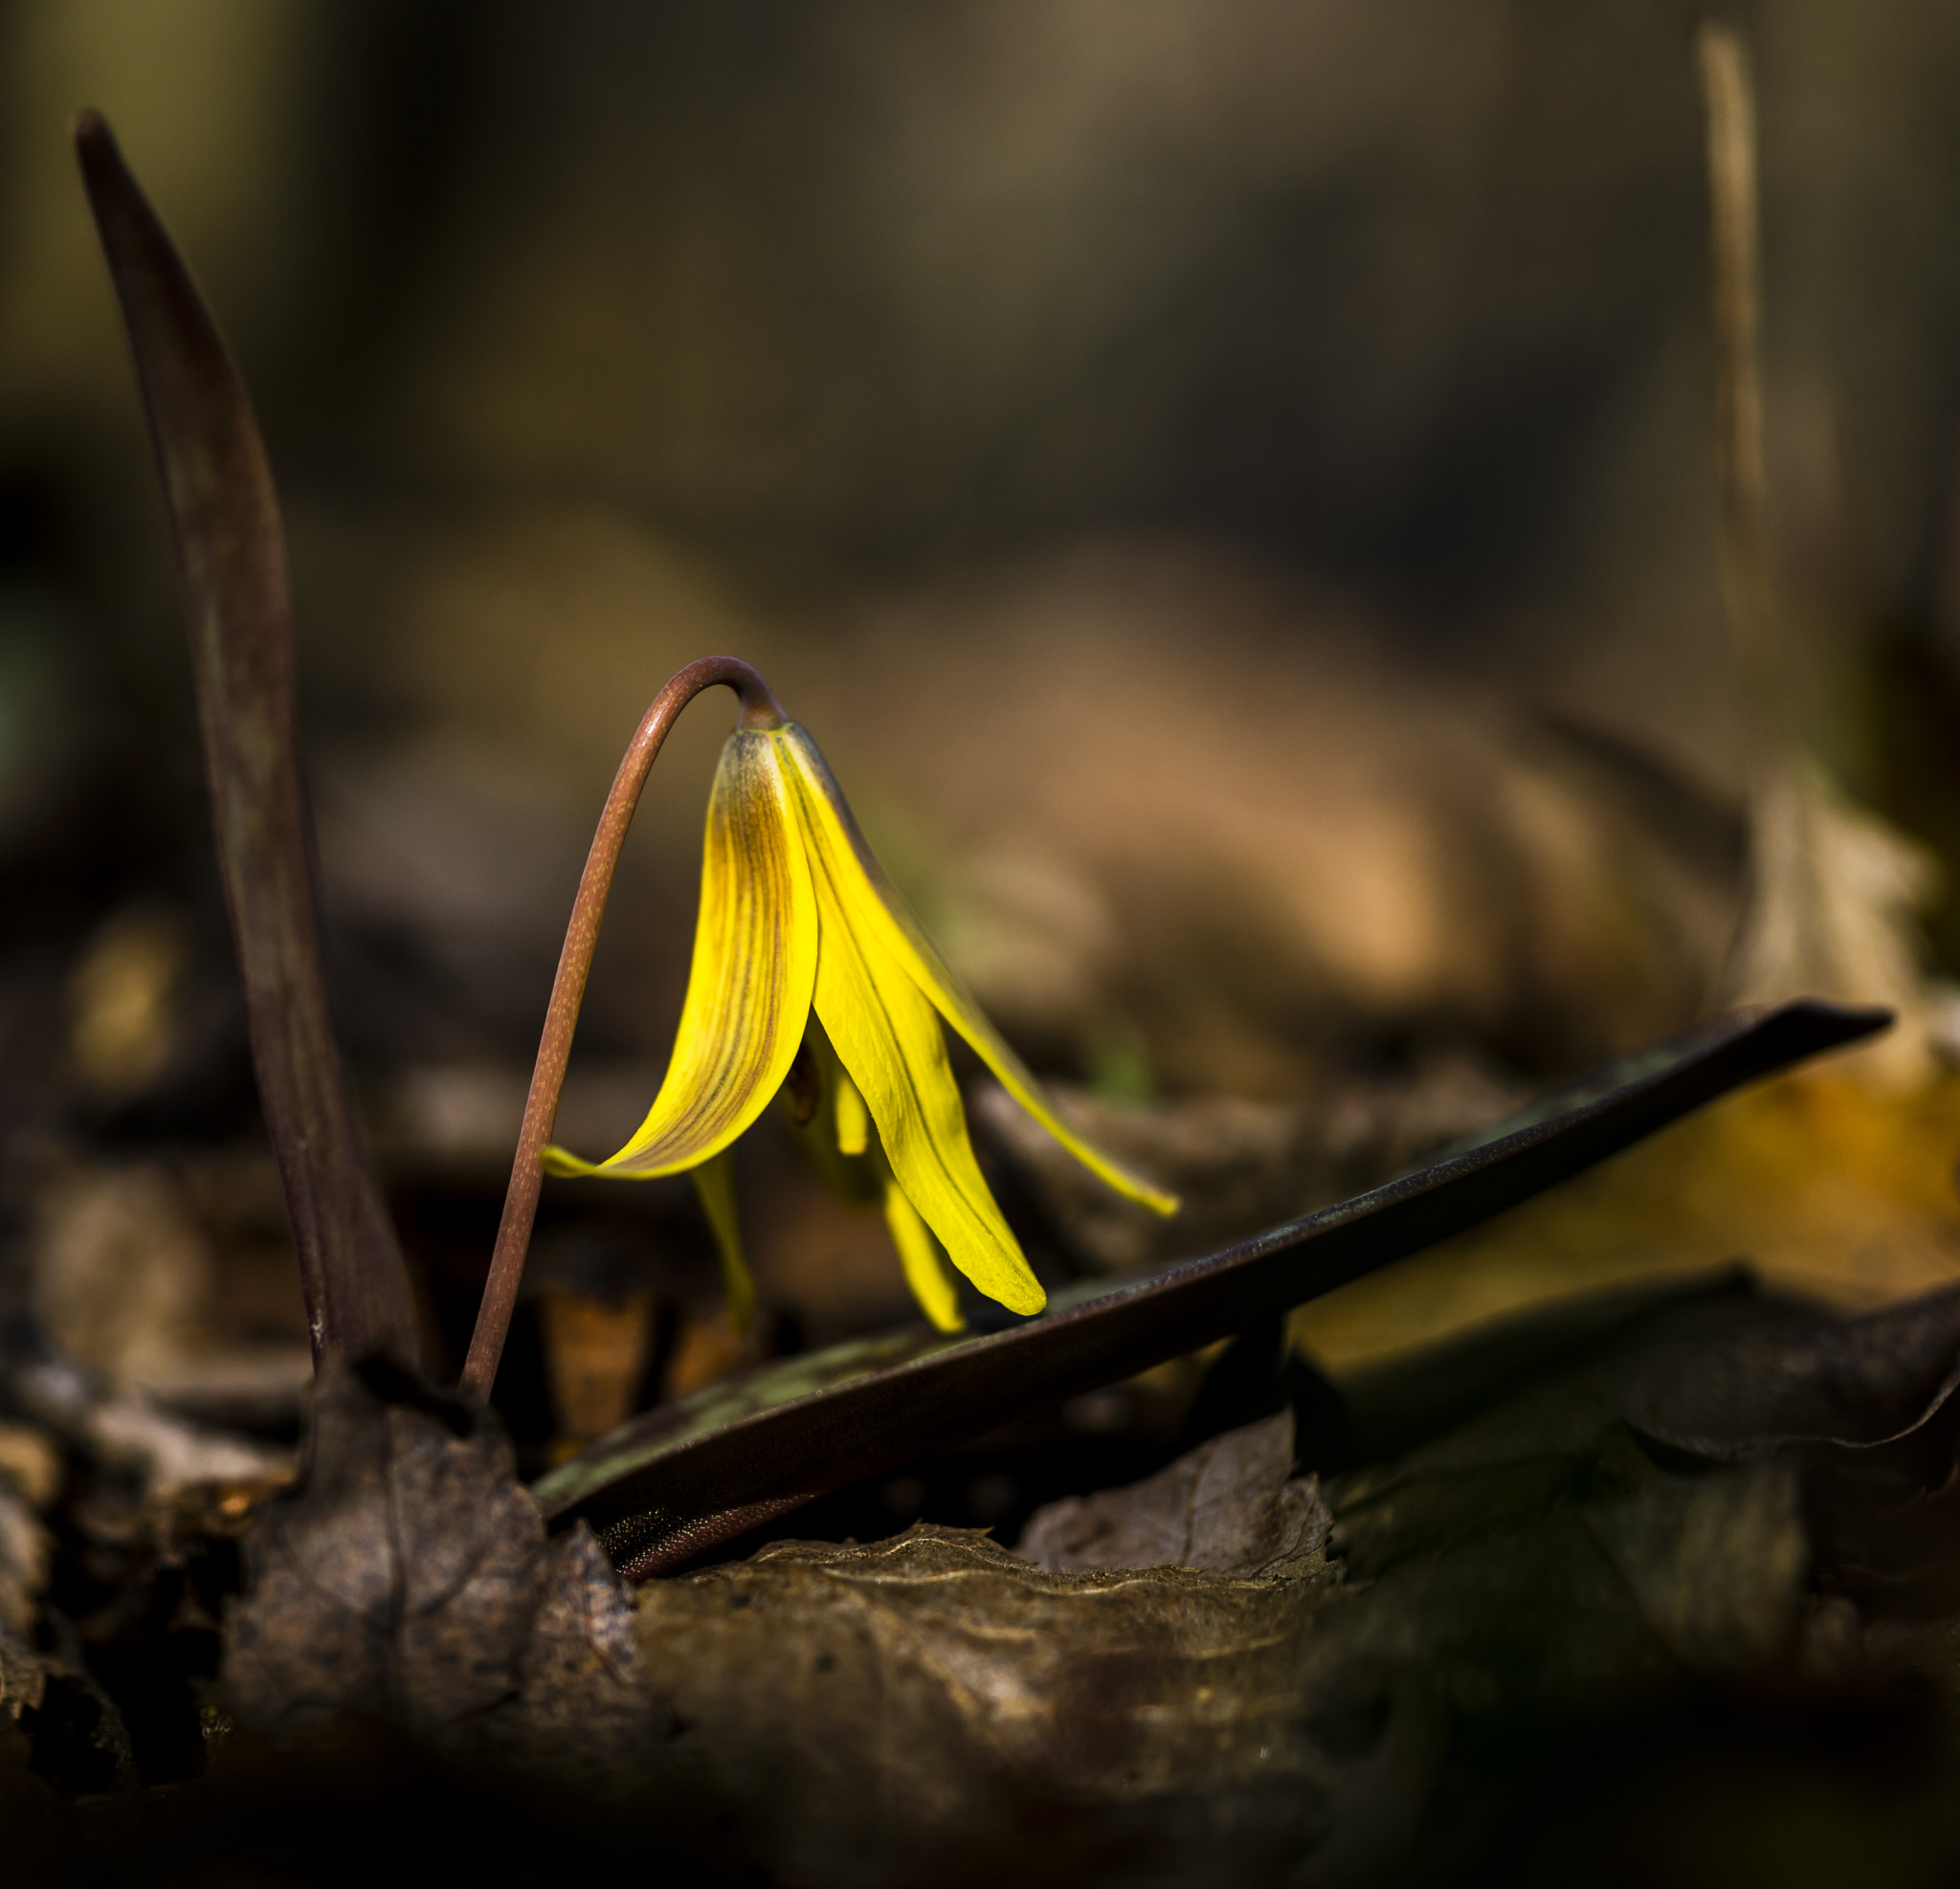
[4, 1267, 1912, 1884]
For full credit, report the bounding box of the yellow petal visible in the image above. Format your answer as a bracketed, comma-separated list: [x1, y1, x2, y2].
[835, 1069, 870, 1156]
[788, 754, 1044, 1317]
[542, 728, 816, 1179]
[778, 724, 1178, 1216]
[690, 1147, 756, 1335]
[881, 1176, 964, 1332]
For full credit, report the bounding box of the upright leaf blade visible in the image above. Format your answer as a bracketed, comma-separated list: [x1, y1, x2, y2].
[75, 114, 417, 1367]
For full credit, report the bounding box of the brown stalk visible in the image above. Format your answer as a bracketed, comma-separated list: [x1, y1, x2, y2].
[1697, 20, 1787, 772]
[75, 113, 419, 1367]
[459, 656, 788, 1400]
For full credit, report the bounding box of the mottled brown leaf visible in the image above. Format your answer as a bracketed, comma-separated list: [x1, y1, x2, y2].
[635, 1524, 1370, 1886]
[224, 1360, 654, 1773]
[1018, 1409, 1334, 1582]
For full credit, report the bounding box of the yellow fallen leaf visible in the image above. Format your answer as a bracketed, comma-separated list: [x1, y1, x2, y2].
[1295, 1069, 1960, 1372]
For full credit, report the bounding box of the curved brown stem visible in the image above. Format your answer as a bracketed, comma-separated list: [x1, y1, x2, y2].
[459, 656, 787, 1400]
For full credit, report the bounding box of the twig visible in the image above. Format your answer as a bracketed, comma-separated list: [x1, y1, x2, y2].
[459, 657, 787, 1401]
[1697, 19, 1786, 772]
[74, 113, 419, 1367]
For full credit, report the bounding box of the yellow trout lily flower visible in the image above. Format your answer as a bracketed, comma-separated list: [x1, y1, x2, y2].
[541, 718, 1177, 1331]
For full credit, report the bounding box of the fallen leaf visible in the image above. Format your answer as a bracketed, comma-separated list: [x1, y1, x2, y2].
[223, 1358, 655, 1778]
[1293, 1068, 1960, 1372]
[635, 1523, 1354, 1885]
[1018, 1409, 1334, 1582]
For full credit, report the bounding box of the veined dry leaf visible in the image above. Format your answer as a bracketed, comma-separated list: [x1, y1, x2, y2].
[1018, 1408, 1334, 1582]
[635, 1523, 1364, 1887]
[223, 1358, 655, 1777]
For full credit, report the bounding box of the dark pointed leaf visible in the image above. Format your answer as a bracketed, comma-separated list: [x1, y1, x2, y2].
[73, 114, 416, 1366]
[537, 999, 1886, 1572]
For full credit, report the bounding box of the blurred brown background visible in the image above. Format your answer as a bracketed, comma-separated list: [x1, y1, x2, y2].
[6, 0, 1960, 1454]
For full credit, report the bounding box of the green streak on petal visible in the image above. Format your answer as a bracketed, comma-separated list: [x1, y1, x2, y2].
[542, 728, 816, 1181]
[787, 748, 1045, 1319]
[881, 1176, 963, 1332]
[690, 1147, 755, 1335]
[777, 723, 1178, 1217]
[780, 1021, 882, 1208]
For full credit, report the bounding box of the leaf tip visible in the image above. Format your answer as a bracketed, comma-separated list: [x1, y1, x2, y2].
[70, 108, 123, 200]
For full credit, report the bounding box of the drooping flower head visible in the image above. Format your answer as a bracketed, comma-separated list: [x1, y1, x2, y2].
[542, 713, 1177, 1330]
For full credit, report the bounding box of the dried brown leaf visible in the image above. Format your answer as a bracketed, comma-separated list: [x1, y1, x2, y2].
[1018, 1409, 1335, 1582]
[223, 1359, 655, 1775]
[635, 1524, 1367, 1885]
